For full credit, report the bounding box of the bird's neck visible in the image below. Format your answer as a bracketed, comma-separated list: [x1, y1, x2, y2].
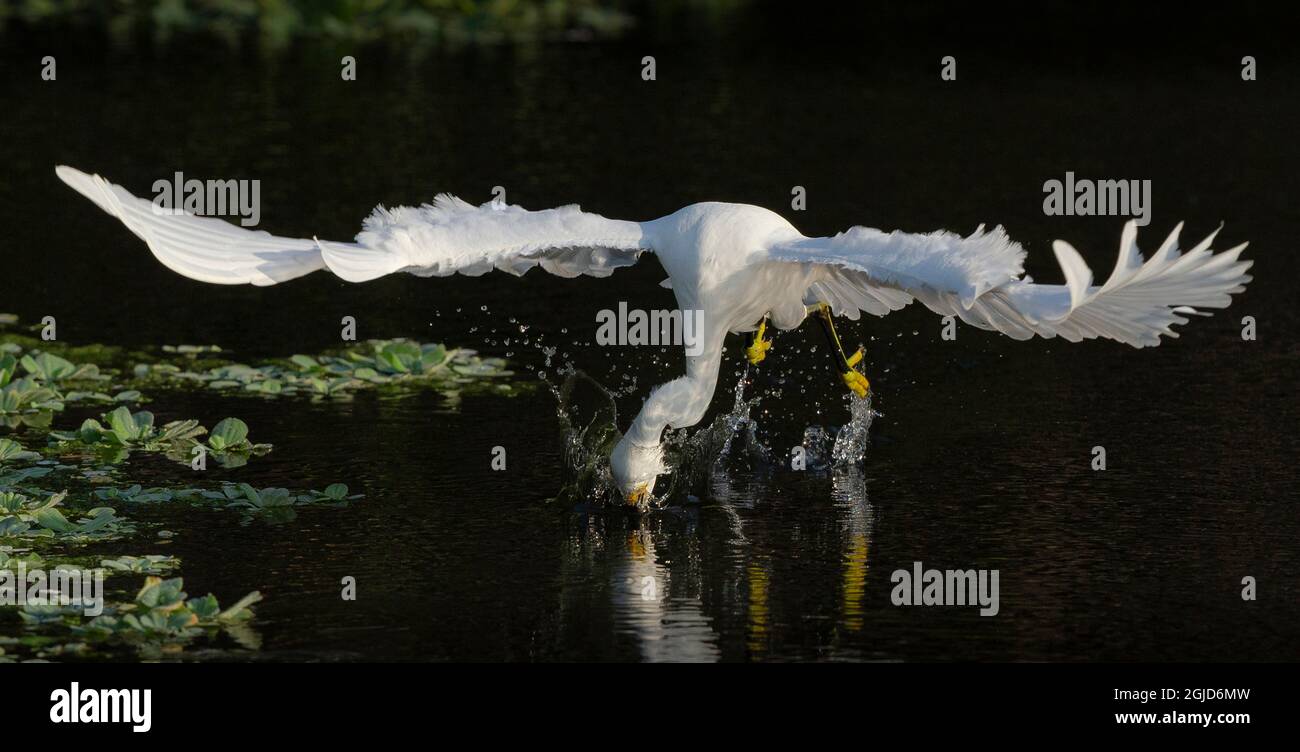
[624, 336, 724, 449]
[626, 414, 666, 448]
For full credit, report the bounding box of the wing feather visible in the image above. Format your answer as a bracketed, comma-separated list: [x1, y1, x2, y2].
[329, 195, 650, 282]
[767, 220, 1251, 348]
[56, 166, 652, 286]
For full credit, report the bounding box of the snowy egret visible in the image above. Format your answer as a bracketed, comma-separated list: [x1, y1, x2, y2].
[55, 166, 1253, 508]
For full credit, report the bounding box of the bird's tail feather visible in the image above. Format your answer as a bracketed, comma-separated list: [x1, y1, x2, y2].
[936, 221, 1253, 347]
[55, 166, 332, 286]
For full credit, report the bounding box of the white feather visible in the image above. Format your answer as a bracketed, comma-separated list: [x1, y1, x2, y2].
[770, 218, 1251, 348]
[55, 166, 324, 286]
[55, 167, 652, 286]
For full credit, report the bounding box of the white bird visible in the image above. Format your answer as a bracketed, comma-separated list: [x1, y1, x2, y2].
[55, 166, 1253, 507]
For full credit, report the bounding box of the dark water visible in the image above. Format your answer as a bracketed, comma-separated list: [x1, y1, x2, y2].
[1, 19, 1297, 661]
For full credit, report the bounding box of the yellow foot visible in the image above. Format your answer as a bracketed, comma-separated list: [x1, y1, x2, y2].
[746, 319, 772, 365]
[841, 368, 870, 398]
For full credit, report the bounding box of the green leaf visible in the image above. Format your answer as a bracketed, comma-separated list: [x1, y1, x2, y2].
[32, 507, 73, 533]
[218, 591, 263, 621]
[21, 352, 75, 381]
[0, 438, 40, 463]
[209, 418, 249, 450]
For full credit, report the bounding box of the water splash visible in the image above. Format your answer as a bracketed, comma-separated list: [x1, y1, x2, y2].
[830, 392, 878, 467]
[550, 367, 623, 505]
[550, 367, 875, 508]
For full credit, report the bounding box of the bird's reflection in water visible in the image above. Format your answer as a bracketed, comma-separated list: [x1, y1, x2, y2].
[560, 462, 875, 661]
[609, 525, 721, 662]
[831, 468, 873, 634]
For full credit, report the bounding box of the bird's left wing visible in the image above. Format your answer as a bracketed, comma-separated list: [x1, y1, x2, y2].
[56, 166, 651, 285]
[767, 221, 1251, 347]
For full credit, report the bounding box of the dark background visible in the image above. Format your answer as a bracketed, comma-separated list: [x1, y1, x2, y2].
[0, 1, 1295, 660]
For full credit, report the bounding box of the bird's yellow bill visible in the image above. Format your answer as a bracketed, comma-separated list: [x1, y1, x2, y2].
[625, 482, 652, 507]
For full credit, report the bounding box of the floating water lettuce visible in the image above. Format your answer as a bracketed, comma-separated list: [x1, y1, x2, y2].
[202, 482, 363, 523]
[0, 317, 503, 660]
[0, 491, 134, 542]
[132, 339, 514, 398]
[0, 377, 61, 415]
[20, 352, 102, 383]
[0, 545, 45, 570]
[0, 437, 51, 489]
[307, 483, 363, 504]
[61, 389, 142, 406]
[72, 577, 260, 636]
[99, 555, 180, 575]
[48, 408, 268, 467]
[204, 417, 269, 455]
[0, 438, 40, 463]
[0, 465, 52, 488]
[92, 485, 182, 504]
[87, 482, 362, 530]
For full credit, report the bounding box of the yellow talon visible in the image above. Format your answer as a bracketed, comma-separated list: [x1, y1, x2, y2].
[746, 318, 772, 365]
[841, 369, 870, 398]
[814, 301, 871, 398]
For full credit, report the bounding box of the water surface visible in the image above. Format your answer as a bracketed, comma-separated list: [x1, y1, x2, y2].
[1, 27, 1296, 661]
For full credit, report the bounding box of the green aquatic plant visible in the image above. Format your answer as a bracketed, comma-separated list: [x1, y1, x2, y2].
[61, 389, 142, 406]
[161, 344, 223, 357]
[0, 438, 40, 463]
[102, 407, 158, 444]
[20, 352, 102, 383]
[227, 484, 296, 511]
[0, 377, 61, 415]
[88, 481, 362, 526]
[49, 408, 266, 467]
[205, 417, 265, 455]
[184, 482, 364, 523]
[0, 315, 514, 660]
[99, 555, 180, 575]
[92, 485, 180, 504]
[54, 576, 262, 641]
[306, 483, 363, 504]
[0, 491, 133, 542]
[0, 546, 44, 570]
[0, 465, 52, 489]
[130, 339, 515, 399]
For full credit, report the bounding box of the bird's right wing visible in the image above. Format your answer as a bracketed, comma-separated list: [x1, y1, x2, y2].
[333, 194, 651, 282]
[56, 166, 652, 285]
[768, 221, 1251, 347]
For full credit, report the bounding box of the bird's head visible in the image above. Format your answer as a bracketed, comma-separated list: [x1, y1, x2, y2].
[610, 434, 666, 509]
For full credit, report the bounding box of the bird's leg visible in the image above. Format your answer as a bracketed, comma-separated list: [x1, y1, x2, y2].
[745, 314, 772, 365]
[814, 303, 870, 398]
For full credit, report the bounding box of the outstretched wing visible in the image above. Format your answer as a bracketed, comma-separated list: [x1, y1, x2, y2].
[329, 194, 649, 282]
[55, 166, 652, 286]
[767, 221, 1251, 347]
